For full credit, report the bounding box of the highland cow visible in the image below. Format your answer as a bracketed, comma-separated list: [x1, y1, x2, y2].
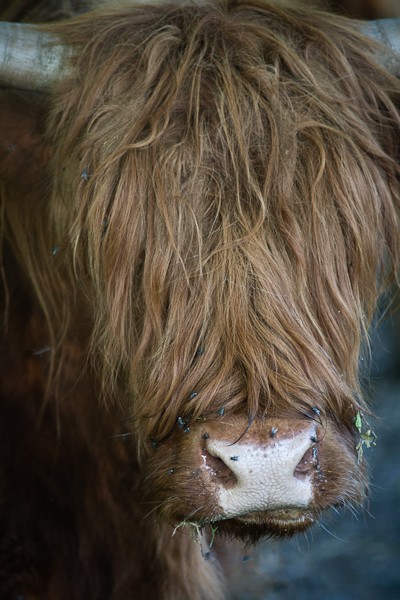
[0, 1, 399, 599]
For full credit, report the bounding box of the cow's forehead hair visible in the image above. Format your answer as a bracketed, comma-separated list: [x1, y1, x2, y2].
[16, 0, 400, 440]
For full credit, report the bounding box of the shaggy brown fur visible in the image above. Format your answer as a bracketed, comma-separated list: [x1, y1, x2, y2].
[46, 0, 400, 443]
[1, 1, 400, 598]
[0, 242, 223, 600]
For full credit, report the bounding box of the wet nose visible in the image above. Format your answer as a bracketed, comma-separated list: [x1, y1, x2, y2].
[203, 424, 317, 519]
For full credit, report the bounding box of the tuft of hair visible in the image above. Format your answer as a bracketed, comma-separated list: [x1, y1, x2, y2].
[3, 0, 400, 451]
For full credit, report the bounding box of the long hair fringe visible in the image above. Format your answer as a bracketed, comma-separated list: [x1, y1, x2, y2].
[3, 0, 400, 446]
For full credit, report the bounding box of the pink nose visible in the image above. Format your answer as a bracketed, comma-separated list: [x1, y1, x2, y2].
[201, 422, 317, 519]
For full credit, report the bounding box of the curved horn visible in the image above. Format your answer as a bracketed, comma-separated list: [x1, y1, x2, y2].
[360, 19, 400, 76]
[0, 23, 70, 91]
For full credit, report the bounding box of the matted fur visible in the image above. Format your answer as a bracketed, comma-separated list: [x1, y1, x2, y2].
[1, 0, 400, 597]
[28, 0, 400, 448]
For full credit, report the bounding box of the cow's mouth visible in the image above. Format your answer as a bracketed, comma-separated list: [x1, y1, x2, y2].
[206, 507, 318, 539]
[237, 508, 316, 529]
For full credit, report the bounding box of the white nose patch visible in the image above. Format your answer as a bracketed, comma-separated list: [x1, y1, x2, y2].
[206, 428, 315, 519]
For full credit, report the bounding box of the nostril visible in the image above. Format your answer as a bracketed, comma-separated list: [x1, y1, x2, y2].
[293, 445, 318, 481]
[201, 449, 237, 488]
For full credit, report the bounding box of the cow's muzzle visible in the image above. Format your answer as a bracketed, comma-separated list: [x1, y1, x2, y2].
[145, 415, 366, 540]
[201, 422, 317, 520]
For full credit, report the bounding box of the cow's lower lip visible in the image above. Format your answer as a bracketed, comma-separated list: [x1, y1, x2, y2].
[235, 510, 314, 526]
[206, 508, 317, 537]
